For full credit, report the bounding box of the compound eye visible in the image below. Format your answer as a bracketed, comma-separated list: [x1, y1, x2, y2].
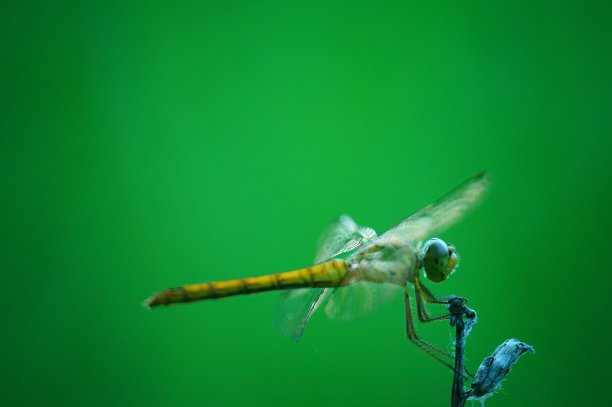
[423, 238, 451, 283]
[426, 238, 448, 259]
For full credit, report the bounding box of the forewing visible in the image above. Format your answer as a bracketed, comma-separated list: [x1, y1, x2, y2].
[277, 215, 377, 341]
[380, 173, 490, 245]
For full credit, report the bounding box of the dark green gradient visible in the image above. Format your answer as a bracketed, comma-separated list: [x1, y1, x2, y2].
[2, 1, 610, 406]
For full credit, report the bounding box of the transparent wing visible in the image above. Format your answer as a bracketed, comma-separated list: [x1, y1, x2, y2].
[324, 283, 402, 321]
[277, 215, 377, 341]
[380, 172, 491, 245]
[277, 287, 331, 342]
[315, 214, 377, 263]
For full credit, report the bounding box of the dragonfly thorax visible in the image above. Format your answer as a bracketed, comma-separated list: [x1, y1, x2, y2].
[420, 238, 459, 283]
[348, 238, 417, 286]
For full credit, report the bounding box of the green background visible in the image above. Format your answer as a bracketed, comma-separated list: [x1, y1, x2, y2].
[2, 1, 611, 406]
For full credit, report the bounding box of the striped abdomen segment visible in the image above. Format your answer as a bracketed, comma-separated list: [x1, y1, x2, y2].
[145, 259, 349, 307]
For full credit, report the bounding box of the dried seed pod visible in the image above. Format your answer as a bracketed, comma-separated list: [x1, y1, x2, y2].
[468, 338, 535, 401]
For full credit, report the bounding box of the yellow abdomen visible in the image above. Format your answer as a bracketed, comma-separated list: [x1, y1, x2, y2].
[145, 259, 349, 307]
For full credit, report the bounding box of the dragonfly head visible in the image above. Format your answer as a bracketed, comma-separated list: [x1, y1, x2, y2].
[421, 238, 458, 283]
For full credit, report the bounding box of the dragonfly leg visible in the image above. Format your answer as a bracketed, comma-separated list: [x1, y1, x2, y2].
[404, 286, 460, 374]
[414, 277, 452, 323]
[406, 285, 473, 379]
[416, 275, 461, 305]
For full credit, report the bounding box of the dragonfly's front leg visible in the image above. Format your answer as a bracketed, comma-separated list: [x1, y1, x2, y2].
[414, 276, 463, 323]
[416, 274, 462, 304]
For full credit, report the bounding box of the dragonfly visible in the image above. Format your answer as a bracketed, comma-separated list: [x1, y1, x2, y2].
[146, 173, 490, 372]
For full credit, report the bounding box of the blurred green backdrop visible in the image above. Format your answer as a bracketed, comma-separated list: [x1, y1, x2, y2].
[2, 1, 611, 406]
